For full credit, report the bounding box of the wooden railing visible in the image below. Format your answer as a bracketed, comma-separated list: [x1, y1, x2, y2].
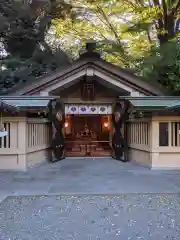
[27, 121, 51, 148]
[126, 119, 152, 166]
[27, 118, 51, 152]
[0, 117, 52, 170]
[127, 120, 150, 148]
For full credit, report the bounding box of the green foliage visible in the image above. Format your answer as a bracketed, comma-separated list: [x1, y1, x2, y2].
[1, 0, 180, 95]
[0, 0, 73, 93]
[140, 39, 180, 94]
[52, 0, 180, 94]
[52, 0, 158, 66]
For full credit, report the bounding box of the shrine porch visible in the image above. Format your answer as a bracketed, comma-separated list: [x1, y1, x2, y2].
[1, 96, 180, 170]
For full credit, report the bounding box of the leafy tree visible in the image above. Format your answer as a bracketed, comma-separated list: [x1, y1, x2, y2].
[138, 39, 180, 94]
[52, 0, 161, 66]
[52, 0, 180, 93]
[0, 0, 73, 93]
[126, 0, 180, 94]
[1, 0, 180, 94]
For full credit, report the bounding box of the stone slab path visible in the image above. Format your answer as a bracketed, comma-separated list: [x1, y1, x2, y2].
[0, 158, 180, 239]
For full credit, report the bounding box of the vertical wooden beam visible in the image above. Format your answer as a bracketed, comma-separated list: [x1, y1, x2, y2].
[124, 122, 129, 162]
[17, 118, 27, 170]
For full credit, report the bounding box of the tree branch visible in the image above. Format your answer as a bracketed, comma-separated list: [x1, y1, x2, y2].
[96, 5, 121, 44]
[170, 0, 180, 15]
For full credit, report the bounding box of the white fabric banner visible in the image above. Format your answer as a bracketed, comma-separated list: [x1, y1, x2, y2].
[65, 104, 112, 115]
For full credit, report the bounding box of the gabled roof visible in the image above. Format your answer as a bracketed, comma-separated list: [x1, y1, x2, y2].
[6, 50, 167, 96]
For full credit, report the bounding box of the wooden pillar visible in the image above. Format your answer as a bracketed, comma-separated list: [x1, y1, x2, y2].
[17, 118, 27, 170]
[150, 120, 159, 168]
[124, 122, 129, 162]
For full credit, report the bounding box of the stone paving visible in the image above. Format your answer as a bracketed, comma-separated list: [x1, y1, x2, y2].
[0, 194, 180, 240]
[0, 158, 180, 239]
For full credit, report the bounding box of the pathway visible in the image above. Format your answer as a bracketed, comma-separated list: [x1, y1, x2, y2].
[0, 158, 180, 239]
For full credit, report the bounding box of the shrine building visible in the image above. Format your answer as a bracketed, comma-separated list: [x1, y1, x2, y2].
[1, 42, 180, 171]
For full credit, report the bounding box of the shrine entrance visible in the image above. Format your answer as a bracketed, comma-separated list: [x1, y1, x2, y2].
[64, 115, 112, 157]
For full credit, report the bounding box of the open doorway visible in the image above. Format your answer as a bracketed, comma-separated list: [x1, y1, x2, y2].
[64, 115, 112, 157]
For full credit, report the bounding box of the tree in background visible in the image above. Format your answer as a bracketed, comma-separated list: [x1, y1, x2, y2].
[53, 0, 180, 94]
[1, 0, 180, 94]
[52, 0, 158, 66]
[122, 0, 180, 94]
[0, 0, 73, 93]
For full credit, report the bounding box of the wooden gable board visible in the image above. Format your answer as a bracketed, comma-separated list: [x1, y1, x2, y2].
[7, 57, 166, 96]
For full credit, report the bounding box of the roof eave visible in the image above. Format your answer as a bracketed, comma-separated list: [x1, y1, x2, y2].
[0, 99, 19, 111]
[6, 57, 166, 96]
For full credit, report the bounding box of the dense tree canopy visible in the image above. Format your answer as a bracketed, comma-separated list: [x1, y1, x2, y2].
[0, 0, 72, 93]
[55, 0, 180, 94]
[1, 0, 180, 94]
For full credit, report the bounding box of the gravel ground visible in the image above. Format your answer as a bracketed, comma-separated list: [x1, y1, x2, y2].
[0, 194, 180, 240]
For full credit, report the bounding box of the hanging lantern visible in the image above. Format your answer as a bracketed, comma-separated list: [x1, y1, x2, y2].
[103, 122, 108, 128]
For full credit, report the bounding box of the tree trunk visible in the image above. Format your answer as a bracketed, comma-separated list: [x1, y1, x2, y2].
[153, 0, 176, 46]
